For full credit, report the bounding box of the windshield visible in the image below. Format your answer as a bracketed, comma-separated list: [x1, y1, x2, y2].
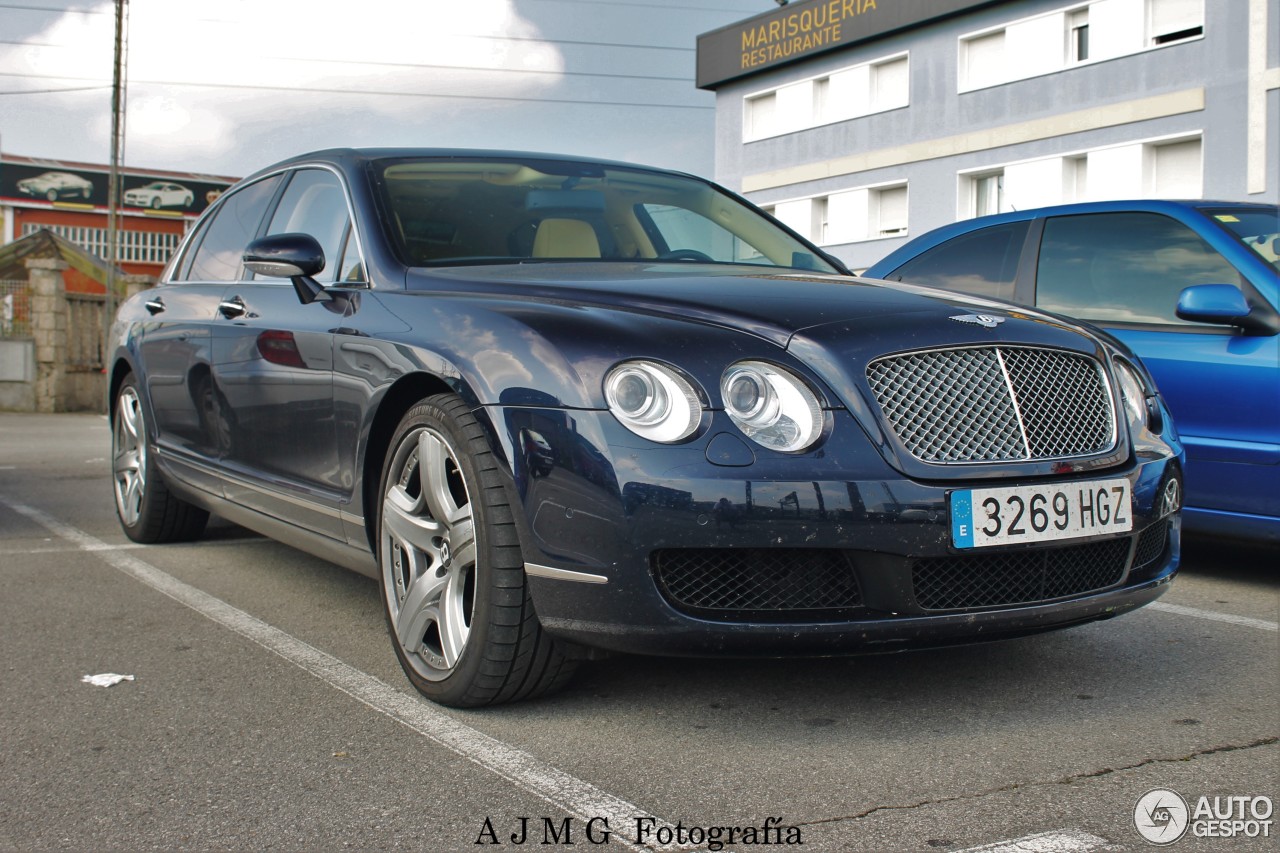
[1206, 206, 1280, 271]
[372, 157, 839, 273]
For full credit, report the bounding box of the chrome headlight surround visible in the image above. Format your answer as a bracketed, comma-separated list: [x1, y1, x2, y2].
[1112, 356, 1163, 435]
[604, 361, 704, 444]
[1114, 358, 1146, 426]
[721, 361, 824, 453]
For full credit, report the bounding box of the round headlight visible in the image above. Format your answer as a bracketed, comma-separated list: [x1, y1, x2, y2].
[604, 361, 702, 443]
[1114, 359, 1148, 428]
[720, 361, 824, 452]
[724, 368, 775, 422]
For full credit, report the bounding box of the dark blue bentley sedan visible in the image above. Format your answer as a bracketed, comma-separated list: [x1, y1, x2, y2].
[110, 151, 1184, 706]
[866, 200, 1279, 545]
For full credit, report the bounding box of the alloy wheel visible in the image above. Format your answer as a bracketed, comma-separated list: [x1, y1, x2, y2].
[112, 386, 147, 527]
[380, 425, 478, 681]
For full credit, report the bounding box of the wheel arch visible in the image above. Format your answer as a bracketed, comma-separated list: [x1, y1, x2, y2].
[107, 357, 136, 418]
[360, 371, 505, 554]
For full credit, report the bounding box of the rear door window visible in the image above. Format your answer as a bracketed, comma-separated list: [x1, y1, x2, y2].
[1035, 212, 1243, 325]
[882, 221, 1027, 301]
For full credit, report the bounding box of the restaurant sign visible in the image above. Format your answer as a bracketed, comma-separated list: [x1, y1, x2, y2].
[697, 0, 1005, 89]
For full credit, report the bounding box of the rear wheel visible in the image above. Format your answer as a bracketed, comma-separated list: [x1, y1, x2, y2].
[377, 394, 577, 707]
[112, 376, 209, 543]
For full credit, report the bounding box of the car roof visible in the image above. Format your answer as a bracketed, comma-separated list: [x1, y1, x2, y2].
[865, 198, 1278, 276]
[241, 147, 703, 183]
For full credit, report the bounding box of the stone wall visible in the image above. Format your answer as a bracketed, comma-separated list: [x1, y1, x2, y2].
[0, 262, 152, 413]
[28, 258, 69, 413]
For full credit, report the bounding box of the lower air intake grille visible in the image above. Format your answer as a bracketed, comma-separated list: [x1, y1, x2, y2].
[913, 537, 1131, 611]
[653, 549, 862, 621]
[1131, 520, 1171, 572]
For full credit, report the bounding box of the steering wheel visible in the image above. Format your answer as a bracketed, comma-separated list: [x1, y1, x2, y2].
[656, 249, 714, 262]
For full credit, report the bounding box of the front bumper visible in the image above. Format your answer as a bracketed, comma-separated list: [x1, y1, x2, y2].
[488, 407, 1182, 657]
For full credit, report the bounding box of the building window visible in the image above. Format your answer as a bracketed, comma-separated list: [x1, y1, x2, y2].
[764, 182, 909, 245]
[1148, 0, 1203, 46]
[963, 30, 1006, 89]
[814, 197, 831, 244]
[959, 0, 1203, 91]
[1146, 137, 1202, 197]
[1068, 8, 1090, 62]
[873, 185, 909, 237]
[971, 172, 1006, 218]
[744, 52, 909, 141]
[1068, 155, 1089, 201]
[870, 56, 910, 112]
[745, 92, 778, 140]
[960, 134, 1202, 214]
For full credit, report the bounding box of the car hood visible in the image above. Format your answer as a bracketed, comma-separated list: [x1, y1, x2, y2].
[409, 262, 1095, 349]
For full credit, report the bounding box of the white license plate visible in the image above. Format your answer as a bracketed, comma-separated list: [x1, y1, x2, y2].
[951, 478, 1132, 548]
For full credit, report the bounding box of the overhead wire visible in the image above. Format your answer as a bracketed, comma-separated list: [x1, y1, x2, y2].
[0, 70, 715, 109]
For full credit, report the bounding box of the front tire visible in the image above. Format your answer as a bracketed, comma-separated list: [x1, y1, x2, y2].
[377, 394, 577, 707]
[112, 376, 209, 543]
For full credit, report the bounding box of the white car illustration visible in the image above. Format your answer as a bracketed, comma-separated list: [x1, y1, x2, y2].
[124, 181, 195, 209]
[16, 171, 94, 202]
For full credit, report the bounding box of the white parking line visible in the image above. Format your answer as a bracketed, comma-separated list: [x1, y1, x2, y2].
[0, 538, 262, 556]
[0, 496, 684, 853]
[1148, 601, 1278, 632]
[954, 829, 1114, 852]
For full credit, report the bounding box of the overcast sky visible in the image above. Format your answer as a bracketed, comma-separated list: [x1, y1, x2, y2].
[0, 0, 766, 180]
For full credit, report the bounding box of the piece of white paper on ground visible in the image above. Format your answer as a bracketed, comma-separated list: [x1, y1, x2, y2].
[81, 673, 135, 687]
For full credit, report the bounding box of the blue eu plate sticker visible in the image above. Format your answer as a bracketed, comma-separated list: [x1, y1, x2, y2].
[951, 491, 974, 548]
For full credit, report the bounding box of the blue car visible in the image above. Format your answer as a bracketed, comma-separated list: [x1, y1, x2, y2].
[867, 200, 1279, 544]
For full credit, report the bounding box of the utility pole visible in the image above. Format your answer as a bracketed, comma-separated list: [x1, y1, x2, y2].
[104, 0, 127, 357]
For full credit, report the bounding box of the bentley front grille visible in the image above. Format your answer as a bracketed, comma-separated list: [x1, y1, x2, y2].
[867, 346, 1115, 463]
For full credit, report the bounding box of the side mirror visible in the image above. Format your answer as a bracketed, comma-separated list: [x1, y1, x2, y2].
[1176, 283, 1249, 322]
[243, 233, 329, 304]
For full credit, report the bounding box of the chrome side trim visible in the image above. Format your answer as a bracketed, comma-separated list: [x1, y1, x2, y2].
[154, 447, 347, 519]
[524, 563, 609, 585]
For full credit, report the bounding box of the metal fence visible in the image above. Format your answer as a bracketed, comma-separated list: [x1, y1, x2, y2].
[1, 280, 31, 338]
[66, 292, 106, 371]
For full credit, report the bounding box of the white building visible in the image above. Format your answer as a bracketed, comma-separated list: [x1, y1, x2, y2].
[698, 0, 1279, 270]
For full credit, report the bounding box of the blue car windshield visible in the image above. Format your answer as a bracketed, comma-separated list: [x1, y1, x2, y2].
[372, 157, 839, 274]
[1206, 207, 1280, 271]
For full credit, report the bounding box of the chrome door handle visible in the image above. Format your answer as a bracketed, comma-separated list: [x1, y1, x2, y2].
[218, 296, 246, 319]
[144, 297, 165, 315]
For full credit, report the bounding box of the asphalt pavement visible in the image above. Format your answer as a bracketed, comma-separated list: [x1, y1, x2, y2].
[0, 412, 1275, 852]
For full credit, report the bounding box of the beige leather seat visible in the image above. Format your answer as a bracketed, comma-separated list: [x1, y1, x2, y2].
[532, 218, 600, 258]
